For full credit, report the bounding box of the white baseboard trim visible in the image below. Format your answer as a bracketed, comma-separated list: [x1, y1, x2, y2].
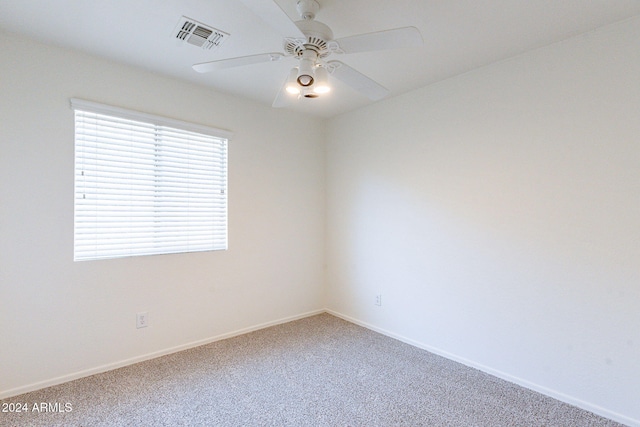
[0, 308, 325, 400]
[326, 309, 639, 427]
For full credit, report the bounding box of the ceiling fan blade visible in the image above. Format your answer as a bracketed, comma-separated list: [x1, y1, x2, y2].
[327, 61, 389, 101]
[335, 26, 423, 54]
[238, 0, 305, 38]
[193, 53, 284, 73]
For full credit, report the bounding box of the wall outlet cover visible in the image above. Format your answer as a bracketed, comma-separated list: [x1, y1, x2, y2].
[136, 311, 148, 329]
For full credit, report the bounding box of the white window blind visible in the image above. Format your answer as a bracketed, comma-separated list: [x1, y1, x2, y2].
[72, 99, 231, 261]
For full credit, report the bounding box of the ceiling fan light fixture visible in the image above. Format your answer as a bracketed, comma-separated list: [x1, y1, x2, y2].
[313, 66, 330, 94]
[297, 74, 314, 86]
[297, 58, 315, 86]
[297, 50, 317, 87]
[302, 87, 320, 98]
[285, 67, 301, 94]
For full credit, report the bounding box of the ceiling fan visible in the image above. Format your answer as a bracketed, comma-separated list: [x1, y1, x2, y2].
[192, 0, 423, 107]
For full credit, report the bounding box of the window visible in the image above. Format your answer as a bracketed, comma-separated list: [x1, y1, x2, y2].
[72, 99, 231, 261]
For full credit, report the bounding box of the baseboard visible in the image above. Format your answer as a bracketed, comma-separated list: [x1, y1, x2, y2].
[0, 308, 325, 400]
[326, 309, 639, 427]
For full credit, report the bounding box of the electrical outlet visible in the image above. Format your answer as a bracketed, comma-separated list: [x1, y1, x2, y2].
[136, 311, 148, 329]
[375, 294, 382, 306]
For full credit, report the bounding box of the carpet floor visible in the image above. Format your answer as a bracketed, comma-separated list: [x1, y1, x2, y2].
[0, 313, 625, 426]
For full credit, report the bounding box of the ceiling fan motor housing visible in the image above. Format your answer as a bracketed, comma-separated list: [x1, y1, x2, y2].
[287, 19, 333, 58]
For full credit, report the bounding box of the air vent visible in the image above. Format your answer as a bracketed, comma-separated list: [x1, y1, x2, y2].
[174, 16, 229, 50]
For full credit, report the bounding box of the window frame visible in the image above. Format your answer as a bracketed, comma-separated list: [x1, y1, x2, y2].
[71, 98, 232, 261]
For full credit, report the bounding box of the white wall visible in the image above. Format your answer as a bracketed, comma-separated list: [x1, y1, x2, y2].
[326, 17, 640, 426]
[0, 31, 325, 396]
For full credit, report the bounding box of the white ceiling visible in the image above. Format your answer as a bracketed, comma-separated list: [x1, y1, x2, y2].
[1, 0, 640, 118]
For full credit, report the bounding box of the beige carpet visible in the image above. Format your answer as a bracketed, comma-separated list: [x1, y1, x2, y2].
[0, 313, 625, 426]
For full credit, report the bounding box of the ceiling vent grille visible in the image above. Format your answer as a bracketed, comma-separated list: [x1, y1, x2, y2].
[174, 16, 229, 50]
